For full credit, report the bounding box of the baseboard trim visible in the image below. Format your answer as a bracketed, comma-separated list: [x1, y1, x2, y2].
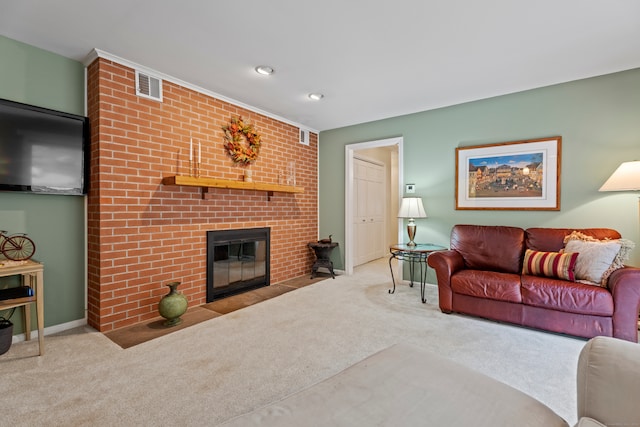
[11, 318, 87, 343]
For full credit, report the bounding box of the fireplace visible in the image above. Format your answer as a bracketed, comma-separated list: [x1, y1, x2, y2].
[206, 227, 270, 302]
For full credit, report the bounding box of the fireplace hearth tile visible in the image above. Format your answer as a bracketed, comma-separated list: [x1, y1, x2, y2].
[203, 275, 328, 315]
[203, 284, 293, 314]
[104, 274, 330, 349]
[280, 273, 333, 288]
[104, 307, 221, 349]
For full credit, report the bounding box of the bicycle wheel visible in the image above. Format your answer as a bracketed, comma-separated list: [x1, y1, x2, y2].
[1, 235, 36, 260]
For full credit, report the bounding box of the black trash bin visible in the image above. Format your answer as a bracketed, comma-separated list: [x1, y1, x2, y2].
[0, 317, 13, 355]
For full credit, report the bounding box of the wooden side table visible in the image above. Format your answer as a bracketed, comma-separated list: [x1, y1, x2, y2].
[308, 242, 339, 279]
[0, 260, 44, 355]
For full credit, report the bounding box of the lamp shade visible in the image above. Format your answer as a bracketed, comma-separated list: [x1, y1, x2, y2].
[397, 197, 427, 219]
[599, 161, 640, 191]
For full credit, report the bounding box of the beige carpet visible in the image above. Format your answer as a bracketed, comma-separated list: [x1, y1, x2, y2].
[0, 258, 585, 426]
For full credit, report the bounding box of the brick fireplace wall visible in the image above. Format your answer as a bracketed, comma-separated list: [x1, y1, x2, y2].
[86, 57, 318, 332]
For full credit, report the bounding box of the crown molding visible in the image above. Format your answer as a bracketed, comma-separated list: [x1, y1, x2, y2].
[83, 49, 318, 134]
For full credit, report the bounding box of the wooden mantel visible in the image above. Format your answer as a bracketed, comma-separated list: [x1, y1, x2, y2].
[162, 175, 304, 200]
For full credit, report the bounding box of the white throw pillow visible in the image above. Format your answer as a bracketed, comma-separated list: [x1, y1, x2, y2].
[564, 239, 621, 284]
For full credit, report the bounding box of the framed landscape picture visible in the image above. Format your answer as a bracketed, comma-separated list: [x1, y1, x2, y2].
[455, 137, 561, 210]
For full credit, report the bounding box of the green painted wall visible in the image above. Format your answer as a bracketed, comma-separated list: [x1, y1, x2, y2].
[2, 34, 638, 334]
[320, 68, 640, 270]
[0, 36, 86, 332]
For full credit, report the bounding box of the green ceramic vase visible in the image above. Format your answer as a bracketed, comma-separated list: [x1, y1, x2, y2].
[158, 281, 188, 327]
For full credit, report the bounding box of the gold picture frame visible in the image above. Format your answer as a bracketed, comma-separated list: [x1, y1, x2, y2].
[455, 137, 561, 210]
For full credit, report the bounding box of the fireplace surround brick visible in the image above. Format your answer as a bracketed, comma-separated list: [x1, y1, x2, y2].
[86, 58, 318, 331]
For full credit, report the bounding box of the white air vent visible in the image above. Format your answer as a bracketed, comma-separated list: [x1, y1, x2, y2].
[299, 128, 310, 145]
[135, 70, 163, 101]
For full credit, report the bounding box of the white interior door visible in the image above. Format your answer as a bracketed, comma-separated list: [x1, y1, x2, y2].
[345, 137, 403, 276]
[353, 157, 386, 267]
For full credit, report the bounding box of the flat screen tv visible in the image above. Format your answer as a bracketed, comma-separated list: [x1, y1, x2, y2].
[0, 98, 89, 196]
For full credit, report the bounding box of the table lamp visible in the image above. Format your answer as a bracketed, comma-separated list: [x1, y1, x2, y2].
[397, 197, 427, 246]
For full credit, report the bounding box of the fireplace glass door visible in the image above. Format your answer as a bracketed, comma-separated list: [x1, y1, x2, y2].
[207, 228, 270, 302]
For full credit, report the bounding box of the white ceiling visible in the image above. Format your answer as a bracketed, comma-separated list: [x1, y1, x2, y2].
[2, 0, 640, 131]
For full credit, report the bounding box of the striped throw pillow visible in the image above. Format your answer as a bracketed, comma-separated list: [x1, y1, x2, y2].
[522, 249, 579, 281]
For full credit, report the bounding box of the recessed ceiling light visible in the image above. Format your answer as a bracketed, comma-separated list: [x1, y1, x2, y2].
[255, 65, 274, 76]
[308, 93, 324, 101]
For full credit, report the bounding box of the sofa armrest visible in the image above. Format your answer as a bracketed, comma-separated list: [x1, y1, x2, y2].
[574, 417, 606, 427]
[607, 267, 640, 342]
[577, 336, 640, 426]
[427, 250, 465, 313]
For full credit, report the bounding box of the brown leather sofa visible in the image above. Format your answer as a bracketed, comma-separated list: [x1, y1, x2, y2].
[427, 225, 640, 342]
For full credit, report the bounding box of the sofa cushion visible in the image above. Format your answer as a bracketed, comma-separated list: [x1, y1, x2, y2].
[577, 336, 640, 425]
[451, 225, 525, 274]
[525, 228, 621, 252]
[564, 239, 621, 285]
[220, 343, 569, 427]
[575, 417, 606, 427]
[521, 275, 614, 316]
[563, 231, 635, 286]
[522, 249, 579, 281]
[451, 270, 522, 303]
